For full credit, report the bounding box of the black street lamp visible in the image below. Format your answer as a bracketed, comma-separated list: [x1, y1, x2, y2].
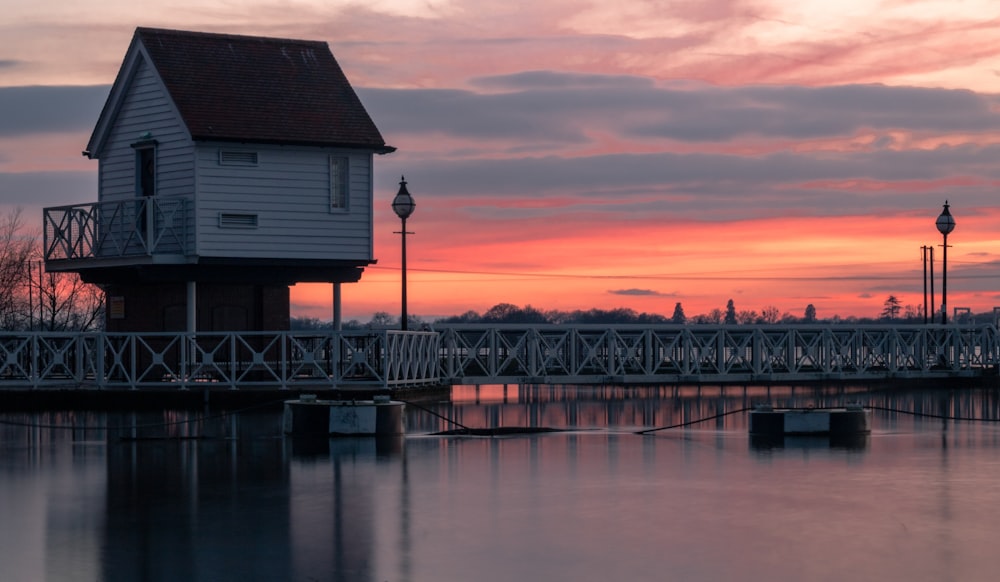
[392, 176, 416, 331]
[935, 201, 956, 324]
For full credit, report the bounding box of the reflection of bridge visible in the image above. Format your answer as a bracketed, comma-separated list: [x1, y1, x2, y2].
[1, 323, 998, 390]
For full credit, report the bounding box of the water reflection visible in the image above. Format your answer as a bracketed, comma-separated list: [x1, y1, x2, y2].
[102, 414, 290, 581]
[3, 384, 1000, 581]
[749, 433, 870, 451]
[415, 383, 1000, 435]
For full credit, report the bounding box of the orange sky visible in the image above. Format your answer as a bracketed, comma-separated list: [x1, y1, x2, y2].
[2, 0, 1000, 322]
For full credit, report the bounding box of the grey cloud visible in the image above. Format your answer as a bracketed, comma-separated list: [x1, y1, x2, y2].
[359, 76, 1000, 145]
[469, 70, 656, 91]
[609, 288, 665, 296]
[374, 141, 1000, 222]
[634, 84, 1000, 141]
[381, 145, 1000, 193]
[0, 59, 19, 69]
[0, 171, 97, 209]
[360, 87, 591, 143]
[0, 85, 109, 137]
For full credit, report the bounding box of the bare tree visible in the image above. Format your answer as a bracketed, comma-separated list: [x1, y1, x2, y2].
[881, 295, 902, 320]
[32, 267, 104, 331]
[482, 303, 521, 322]
[368, 311, 398, 328]
[0, 208, 105, 331]
[760, 305, 780, 324]
[0, 209, 35, 329]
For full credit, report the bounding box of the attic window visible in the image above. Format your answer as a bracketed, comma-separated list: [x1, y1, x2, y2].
[219, 150, 259, 166]
[218, 213, 258, 228]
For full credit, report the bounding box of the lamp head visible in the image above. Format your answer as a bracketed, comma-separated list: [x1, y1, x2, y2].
[392, 176, 416, 220]
[936, 200, 955, 236]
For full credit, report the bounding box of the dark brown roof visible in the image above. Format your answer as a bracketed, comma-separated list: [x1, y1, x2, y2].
[135, 27, 393, 151]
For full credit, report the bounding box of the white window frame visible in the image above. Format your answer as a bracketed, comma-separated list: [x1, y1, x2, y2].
[330, 156, 349, 212]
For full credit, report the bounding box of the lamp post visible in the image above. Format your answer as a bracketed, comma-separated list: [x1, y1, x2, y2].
[392, 176, 416, 331]
[935, 201, 955, 324]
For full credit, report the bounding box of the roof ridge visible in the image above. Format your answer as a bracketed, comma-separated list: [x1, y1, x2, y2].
[135, 27, 327, 47]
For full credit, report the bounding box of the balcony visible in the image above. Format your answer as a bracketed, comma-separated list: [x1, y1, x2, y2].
[44, 198, 189, 266]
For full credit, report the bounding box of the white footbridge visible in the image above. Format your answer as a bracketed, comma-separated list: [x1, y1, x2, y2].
[1, 322, 999, 390]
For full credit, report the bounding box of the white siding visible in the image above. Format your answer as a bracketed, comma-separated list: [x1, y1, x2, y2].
[96, 55, 196, 252]
[195, 144, 374, 261]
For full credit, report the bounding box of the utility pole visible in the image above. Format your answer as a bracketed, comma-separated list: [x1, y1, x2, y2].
[921, 246, 930, 324]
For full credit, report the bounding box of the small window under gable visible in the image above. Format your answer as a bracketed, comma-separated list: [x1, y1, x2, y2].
[219, 213, 258, 228]
[219, 150, 259, 166]
[330, 156, 349, 212]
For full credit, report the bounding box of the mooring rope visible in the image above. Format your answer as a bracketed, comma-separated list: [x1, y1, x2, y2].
[636, 406, 753, 435]
[398, 399, 571, 436]
[396, 398, 471, 432]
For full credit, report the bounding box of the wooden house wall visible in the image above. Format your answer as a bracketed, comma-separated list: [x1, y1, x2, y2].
[96, 54, 196, 252]
[194, 144, 374, 261]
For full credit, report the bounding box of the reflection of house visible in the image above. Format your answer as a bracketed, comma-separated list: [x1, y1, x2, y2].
[44, 27, 393, 332]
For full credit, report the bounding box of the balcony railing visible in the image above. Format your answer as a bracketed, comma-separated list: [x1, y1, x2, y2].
[44, 198, 188, 261]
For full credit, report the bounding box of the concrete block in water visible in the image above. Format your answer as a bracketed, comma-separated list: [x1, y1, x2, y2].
[283, 396, 405, 436]
[749, 404, 870, 436]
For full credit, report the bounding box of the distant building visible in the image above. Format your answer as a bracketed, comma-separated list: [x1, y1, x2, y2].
[43, 27, 394, 332]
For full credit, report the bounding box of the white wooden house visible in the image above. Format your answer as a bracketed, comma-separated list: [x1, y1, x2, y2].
[43, 27, 394, 332]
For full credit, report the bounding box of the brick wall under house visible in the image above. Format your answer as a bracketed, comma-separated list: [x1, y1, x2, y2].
[104, 283, 290, 333]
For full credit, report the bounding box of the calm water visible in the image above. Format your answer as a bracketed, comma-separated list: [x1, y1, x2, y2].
[3, 384, 1000, 582]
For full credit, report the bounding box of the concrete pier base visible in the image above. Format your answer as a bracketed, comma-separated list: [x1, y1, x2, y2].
[749, 403, 871, 436]
[283, 395, 405, 436]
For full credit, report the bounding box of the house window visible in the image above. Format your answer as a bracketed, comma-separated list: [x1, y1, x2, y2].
[219, 150, 259, 166]
[131, 138, 158, 238]
[133, 143, 157, 198]
[330, 156, 349, 211]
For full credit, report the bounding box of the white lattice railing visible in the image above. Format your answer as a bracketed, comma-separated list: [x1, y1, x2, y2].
[434, 323, 1000, 384]
[0, 324, 996, 390]
[0, 330, 439, 390]
[43, 198, 188, 261]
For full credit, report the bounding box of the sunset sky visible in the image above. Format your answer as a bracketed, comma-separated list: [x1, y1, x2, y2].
[2, 0, 1000, 322]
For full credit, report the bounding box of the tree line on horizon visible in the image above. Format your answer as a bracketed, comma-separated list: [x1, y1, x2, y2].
[293, 297, 990, 330]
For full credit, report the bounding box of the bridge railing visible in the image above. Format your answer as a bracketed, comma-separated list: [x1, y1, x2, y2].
[0, 324, 996, 389]
[434, 323, 1000, 383]
[0, 330, 440, 390]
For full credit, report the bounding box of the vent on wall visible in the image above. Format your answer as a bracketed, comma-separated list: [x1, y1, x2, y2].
[219, 150, 259, 166]
[218, 213, 258, 228]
